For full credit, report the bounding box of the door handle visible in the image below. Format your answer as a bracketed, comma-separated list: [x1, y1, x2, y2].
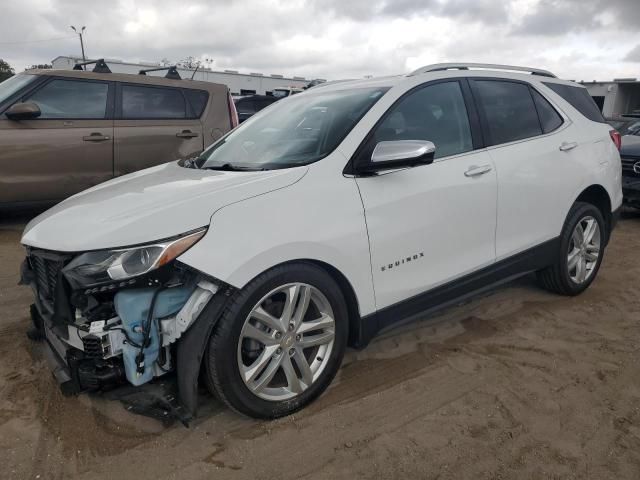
[559, 141, 578, 151]
[82, 133, 110, 142]
[176, 130, 199, 138]
[464, 164, 493, 177]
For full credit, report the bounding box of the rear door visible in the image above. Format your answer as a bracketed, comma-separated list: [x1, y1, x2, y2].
[469, 79, 573, 259]
[0, 77, 114, 204]
[114, 83, 204, 176]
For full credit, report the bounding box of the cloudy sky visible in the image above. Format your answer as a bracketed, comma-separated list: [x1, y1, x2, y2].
[1, 0, 639, 81]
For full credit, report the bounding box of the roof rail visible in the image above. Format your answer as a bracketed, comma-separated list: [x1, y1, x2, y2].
[72, 58, 112, 73]
[408, 63, 557, 78]
[138, 66, 182, 80]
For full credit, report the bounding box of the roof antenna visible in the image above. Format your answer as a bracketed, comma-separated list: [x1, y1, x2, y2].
[190, 63, 199, 80]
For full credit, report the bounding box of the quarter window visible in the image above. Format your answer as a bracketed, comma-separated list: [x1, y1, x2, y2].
[369, 81, 473, 160]
[542, 82, 606, 123]
[183, 89, 208, 118]
[121, 85, 186, 119]
[25, 79, 108, 119]
[531, 89, 563, 133]
[474, 80, 542, 146]
[235, 98, 255, 114]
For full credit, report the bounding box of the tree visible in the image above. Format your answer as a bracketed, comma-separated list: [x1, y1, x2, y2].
[26, 64, 52, 71]
[0, 59, 14, 82]
[177, 56, 201, 70]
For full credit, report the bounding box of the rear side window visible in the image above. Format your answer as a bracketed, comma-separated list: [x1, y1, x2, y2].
[531, 89, 563, 133]
[121, 85, 186, 119]
[235, 98, 255, 113]
[183, 89, 208, 118]
[474, 80, 542, 145]
[25, 79, 108, 119]
[542, 82, 606, 123]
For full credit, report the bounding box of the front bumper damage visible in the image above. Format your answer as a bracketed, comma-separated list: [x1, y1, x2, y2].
[20, 249, 232, 426]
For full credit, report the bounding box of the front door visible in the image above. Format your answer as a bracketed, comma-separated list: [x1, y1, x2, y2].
[114, 83, 203, 176]
[354, 80, 498, 309]
[0, 77, 113, 204]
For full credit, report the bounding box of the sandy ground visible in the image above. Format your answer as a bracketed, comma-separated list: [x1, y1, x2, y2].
[1, 209, 639, 480]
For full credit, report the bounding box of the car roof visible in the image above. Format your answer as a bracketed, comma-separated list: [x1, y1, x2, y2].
[26, 68, 227, 93]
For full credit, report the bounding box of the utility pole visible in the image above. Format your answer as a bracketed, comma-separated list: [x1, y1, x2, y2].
[70, 26, 86, 65]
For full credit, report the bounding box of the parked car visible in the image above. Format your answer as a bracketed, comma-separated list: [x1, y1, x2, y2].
[0, 61, 238, 207]
[272, 86, 304, 98]
[234, 94, 279, 123]
[21, 63, 622, 420]
[620, 135, 640, 208]
[606, 117, 640, 136]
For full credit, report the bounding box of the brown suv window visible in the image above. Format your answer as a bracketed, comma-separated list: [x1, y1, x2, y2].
[26, 79, 108, 119]
[183, 89, 209, 118]
[121, 85, 186, 119]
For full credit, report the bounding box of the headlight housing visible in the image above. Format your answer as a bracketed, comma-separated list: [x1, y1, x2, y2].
[64, 229, 207, 287]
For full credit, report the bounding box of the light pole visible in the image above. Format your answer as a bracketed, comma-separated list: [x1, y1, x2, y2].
[70, 26, 86, 64]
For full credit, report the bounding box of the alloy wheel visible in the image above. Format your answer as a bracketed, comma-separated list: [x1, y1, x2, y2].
[567, 215, 601, 284]
[237, 283, 335, 401]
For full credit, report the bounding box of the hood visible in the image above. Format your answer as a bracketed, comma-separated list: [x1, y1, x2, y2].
[22, 161, 307, 252]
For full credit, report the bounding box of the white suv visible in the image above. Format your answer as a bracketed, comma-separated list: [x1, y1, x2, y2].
[21, 63, 623, 419]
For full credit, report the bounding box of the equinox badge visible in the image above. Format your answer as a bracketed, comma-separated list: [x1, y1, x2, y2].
[381, 252, 425, 272]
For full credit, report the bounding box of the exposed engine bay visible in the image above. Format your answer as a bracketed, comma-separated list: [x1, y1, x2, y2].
[20, 237, 228, 425]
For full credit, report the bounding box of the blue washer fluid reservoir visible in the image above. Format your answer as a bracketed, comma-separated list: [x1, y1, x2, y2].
[114, 286, 193, 386]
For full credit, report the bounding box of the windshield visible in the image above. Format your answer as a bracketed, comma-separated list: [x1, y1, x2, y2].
[0, 74, 36, 104]
[196, 87, 389, 170]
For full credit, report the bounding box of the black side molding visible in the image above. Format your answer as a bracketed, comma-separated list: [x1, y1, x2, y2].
[354, 237, 559, 347]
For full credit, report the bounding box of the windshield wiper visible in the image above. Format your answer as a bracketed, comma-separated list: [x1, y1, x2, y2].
[202, 163, 264, 172]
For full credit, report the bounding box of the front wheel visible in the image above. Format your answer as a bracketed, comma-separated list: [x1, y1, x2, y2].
[204, 263, 348, 418]
[537, 201, 607, 296]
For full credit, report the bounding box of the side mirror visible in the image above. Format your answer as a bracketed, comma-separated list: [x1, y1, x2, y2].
[5, 102, 41, 121]
[365, 140, 436, 172]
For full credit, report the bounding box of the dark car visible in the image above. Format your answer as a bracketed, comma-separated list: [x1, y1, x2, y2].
[621, 135, 640, 208]
[234, 94, 279, 123]
[607, 117, 640, 136]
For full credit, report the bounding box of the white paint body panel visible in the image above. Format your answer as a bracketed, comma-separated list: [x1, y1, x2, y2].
[22, 161, 307, 251]
[179, 153, 378, 316]
[354, 150, 497, 309]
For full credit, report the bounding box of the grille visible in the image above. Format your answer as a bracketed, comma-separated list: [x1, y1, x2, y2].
[621, 156, 640, 178]
[30, 255, 63, 300]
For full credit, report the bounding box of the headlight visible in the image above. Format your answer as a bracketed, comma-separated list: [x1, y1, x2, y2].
[64, 229, 206, 287]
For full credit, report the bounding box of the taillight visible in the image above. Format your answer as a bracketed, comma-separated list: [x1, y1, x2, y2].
[609, 129, 621, 151]
[227, 90, 239, 129]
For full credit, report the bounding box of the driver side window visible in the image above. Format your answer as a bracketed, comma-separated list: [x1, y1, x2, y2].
[371, 81, 473, 160]
[24, 79, 109, 119]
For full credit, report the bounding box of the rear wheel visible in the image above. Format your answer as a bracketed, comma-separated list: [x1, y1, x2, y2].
[205, 263, 348, 418]
[537, 202, 606, 296]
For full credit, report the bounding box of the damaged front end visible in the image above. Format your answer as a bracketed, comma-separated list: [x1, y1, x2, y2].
[20, 228, 231, 425]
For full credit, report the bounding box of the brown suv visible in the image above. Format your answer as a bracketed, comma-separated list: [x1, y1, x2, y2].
[0, 62, 237, 207]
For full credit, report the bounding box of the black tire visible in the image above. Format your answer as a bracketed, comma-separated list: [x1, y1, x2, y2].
[537, 201, 607, 296]
[204, 262, 348, 419]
